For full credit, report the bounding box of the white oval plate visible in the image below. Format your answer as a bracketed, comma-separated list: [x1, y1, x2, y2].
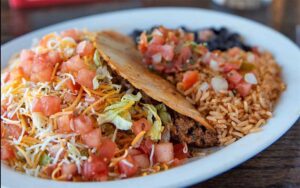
[1, 7, 300, 188]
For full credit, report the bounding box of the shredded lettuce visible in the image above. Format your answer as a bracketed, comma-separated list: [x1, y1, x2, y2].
[92, 65, 113, 90]
[156, 104, 172, 125]
[144, 104, 164, 141]
[97, 92, 142, 130]
[39, 153, 51, 166]
[92, 50, 114, 89]
[31, 112, 48, 131]
[93, 50, 102, 67]
[67, 142, 81, 157]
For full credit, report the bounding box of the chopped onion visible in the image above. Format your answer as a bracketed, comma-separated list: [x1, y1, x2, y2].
[152, 29, 163, 36]
[211, 76, 228, 92]
[209, 59, 220, 71]
[63, 48, 75, 58]
[199, 82, 209, 91]
[244, 73, 257, 84]
[202, 52, 211, 64]
[62, 37, 76, 44]
[120, 159, 134, 168]
[47, 39, 60, 49]
[152, 53, 162, 63]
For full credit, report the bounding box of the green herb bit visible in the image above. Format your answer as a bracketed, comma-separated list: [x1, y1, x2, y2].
[147, 35, 153, 42]
[39, 153, 51, 166]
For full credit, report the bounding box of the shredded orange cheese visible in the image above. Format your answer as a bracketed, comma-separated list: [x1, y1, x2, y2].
[51, 63, 60, 81]
[51, 165, 62, 180]
[83, 90, 118, 114]
[131, 131, 146, 147]
[15, 146, 34, 167]
[63, 87, 83, 112]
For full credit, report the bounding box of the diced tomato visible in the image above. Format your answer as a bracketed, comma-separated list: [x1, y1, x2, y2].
[61, 29, 81, 42]
[31, 98, 43, 113]
[64, 79, 80, 92]
[251, 47, 261, 56]
[146, 44, 174, 62]
[3, 124, 22, 139]
[71, 115, 94, 134]
[139, 138, 154, 155]
[41, 96, 61, 116]
[11, 114, 18, 121]
[227, 70, 243, 85]
[118, 155, 138, 177]
[132, 118, 151, 135]
[160, 45, 174, 61]
[157, 26, 168, 36]
[128, 148, 142, 156]
[150, 35, 164, 45]
[98, 137, 117, 161]
[176, 46, 192, 65]
[154, 142, 174, 163]
[56, 115, 72, 133]
[18, 60, 33, 79]
[173, 144, 189, 160]
[235, 81, 252, 97]
[30, 56, 54, 82]
[81, 128, 102, 148]
[19, 50, 35, 78]
[221, 62, 240, 73]
[195, 45, 209, 55]
[76, 40, 95, 57]
[76, 68, 96, 89]
[64, 92, 77, 104]
[48, 144, 65, 159]
[32, 96, 61, 116]
[8, 67, 25, 81]
[60, 55, 86, 73]
[82, 155, 108, 181]
[132, 154, 150, 169]
[1, 140, 15, 160]
[43, 164, 57, 176]
[138, 32, 148, 54]
[1, 72, 10, 84]
[46, 51, 62, 66]
[227, 47, 242, 57]
[184, 33, 195, 41]
[171, 158, 186, 167]
[33, 51, 62, 68]
[20, 49, 35, 62]
[182, 70, 199, 90]
[153, 64, 166, 72]
[61, 163, 77, 180]
[145, 44, 160, 57]
[167, 32, 179, 44]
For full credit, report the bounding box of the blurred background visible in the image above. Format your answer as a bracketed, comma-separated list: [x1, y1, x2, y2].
[1, 0, 300, 44]
[1, 0, 299, 187]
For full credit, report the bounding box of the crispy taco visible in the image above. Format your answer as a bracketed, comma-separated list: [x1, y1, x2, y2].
[96, 31, 217, 146]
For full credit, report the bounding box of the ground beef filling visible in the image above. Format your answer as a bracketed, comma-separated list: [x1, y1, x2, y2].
[171, 114, 218, 147]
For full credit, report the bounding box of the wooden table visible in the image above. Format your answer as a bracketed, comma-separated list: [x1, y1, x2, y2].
[1, 0, 299, 187]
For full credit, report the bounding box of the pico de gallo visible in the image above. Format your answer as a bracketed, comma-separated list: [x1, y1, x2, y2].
[137, 26, 260, 97]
